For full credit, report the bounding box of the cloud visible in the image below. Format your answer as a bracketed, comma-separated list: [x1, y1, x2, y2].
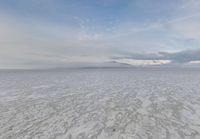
[160, 49, 200, 63]
[113, 49, 200, 65]
[0, 14, 117, 68]
[114, 59, 171, 66]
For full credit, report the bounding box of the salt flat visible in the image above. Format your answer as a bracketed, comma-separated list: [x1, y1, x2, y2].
[0, 68, 200, 139]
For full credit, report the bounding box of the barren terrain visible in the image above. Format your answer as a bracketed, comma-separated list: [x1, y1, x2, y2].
[0, 68, 200, 139]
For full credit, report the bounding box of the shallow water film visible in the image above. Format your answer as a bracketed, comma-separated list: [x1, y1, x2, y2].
[0, 68, 200, 139]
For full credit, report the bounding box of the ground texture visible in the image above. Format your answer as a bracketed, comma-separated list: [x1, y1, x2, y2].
[0, 68, 200, 139]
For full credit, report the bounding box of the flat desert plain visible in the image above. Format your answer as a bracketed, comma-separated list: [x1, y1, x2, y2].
[0, 68, 200, 139]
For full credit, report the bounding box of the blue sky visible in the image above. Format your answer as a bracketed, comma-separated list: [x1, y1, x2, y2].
[1, 0, 200, 68]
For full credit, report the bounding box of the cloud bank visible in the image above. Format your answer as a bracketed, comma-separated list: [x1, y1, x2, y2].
[113, 49, 200, 66]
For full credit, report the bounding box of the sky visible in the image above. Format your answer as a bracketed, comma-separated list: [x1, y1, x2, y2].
[1, 0, 200, 69]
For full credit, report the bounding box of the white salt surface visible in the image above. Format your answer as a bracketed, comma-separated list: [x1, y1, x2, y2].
[0, 68, 200, 139]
